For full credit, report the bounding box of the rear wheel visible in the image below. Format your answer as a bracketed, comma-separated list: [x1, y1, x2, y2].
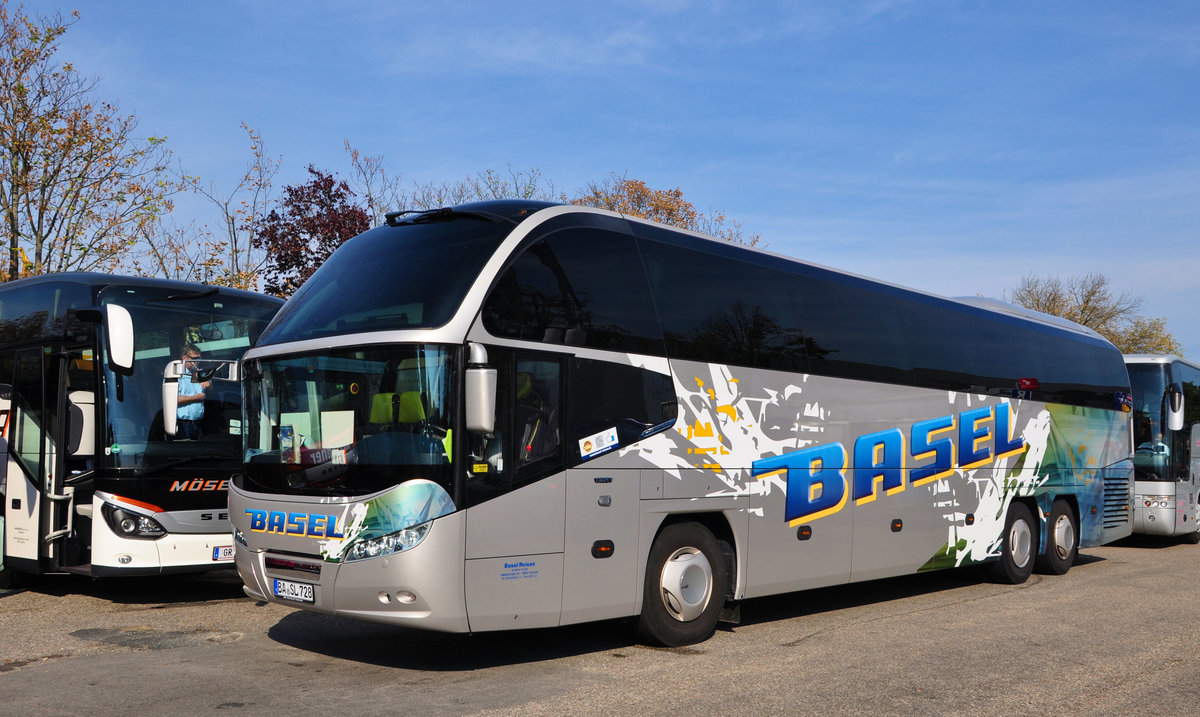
[1035, 500, 1078, 575]
[987, 501, 1036, 584]
[636, 522, 728, 647]
[1182, 529, 1200, 545]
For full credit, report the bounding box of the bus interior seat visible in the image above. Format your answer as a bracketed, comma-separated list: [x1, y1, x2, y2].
[369, 391, 426, 426]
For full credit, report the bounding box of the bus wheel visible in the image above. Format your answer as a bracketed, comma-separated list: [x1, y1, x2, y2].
[1035, 500, 1077, 575]
[987, 502, 1036, 585]
[1182, 530, 1200, 545]
[636, 522, 728, 647]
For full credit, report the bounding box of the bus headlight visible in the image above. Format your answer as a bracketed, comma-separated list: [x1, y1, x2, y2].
[101, 503, 166, 539]
[343, 521, 431, 562]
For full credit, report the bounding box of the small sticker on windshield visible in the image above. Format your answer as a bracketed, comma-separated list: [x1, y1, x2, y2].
[280, 426, 296, 463]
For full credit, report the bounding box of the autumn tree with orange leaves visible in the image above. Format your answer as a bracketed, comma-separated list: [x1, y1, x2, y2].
[574, 173, 760, 246]
[0, 2, 176, 280]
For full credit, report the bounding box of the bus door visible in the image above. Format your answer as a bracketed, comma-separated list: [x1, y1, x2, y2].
[58, 348, 96, 569]
[4, 348, 91, 574]
[463, 351, 567, 632]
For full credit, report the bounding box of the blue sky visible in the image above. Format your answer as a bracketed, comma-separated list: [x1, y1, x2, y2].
[42, 0, 1200, 357]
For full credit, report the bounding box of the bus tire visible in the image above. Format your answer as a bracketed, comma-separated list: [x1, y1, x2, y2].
[1035, 499, 1077, 575]
[636, 522, 728, 647]
[987, 501, 1036, 585]
[1182, 530, 1200, 545]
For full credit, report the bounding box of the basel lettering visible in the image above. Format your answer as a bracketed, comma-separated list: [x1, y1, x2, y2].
[245, 509, 345, 538]
[752, 403, 1026, 526]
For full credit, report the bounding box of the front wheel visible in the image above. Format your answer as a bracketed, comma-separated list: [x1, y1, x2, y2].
[1182, 529, 1200, 545]
[636, 522, 729, 647]
[987, 501, 1036, 584]
[1035, 500, 1078, 575]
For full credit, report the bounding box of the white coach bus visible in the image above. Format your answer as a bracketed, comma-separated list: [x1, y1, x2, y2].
[231, 202, 1134, 646]
[0, 273, 281, 587]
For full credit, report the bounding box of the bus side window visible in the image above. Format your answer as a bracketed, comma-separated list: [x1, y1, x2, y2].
[515, 359, 560, 468]
[465, 355, 511, 506]
[465, 353, 563, 507]
[566, 357, 676, 465]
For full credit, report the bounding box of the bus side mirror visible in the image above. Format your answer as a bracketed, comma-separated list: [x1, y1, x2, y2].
[465, 343, 496, 434]
[162, 360, 184, 437]
[77, 306, 134, 371]
[106, 305, 135, 371]
[1167, 384, 1184, 432]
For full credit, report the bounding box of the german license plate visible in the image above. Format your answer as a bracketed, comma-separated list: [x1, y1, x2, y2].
[273, 578, 315, 603]
[212, 546, 234, 561]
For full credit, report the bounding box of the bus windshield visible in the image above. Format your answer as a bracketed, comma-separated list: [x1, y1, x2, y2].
[241, 344, 455, 498]
[255, 217, 514, 345]
[99, 286, 280, 471]
[1128, 362, 1173, 480]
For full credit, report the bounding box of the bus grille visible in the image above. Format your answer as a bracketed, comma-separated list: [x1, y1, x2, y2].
[1102, 471, 1132, 528]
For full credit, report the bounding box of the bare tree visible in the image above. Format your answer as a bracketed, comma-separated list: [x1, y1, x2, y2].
[1009, 273, 1182, 355]
[345, 141, 406, 226]
[345, 142, 560, 224]
[175, 123, 279, 289]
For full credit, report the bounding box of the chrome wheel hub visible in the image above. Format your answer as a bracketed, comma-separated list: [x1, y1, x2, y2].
[659, 547, 713, 622]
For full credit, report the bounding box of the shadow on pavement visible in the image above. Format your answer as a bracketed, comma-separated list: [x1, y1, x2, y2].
[265, 561, 1073, 669]
[267, 610, 639, 670]
[0, 567, 248, 604]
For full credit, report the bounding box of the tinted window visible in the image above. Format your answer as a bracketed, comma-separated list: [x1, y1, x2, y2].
[798, 273, 913, 384]
[464, 349, 564, 507]
[906, 298, 1041, 394]
[1038, 332, 1129, 407]
[260, 218, 515, 345]
[637, 229, 810, 372]
[0, 283, 58, 344]
[483, 224, 664, 355]
[566, 358, 677, 464]
[634, 221, 1124, 409]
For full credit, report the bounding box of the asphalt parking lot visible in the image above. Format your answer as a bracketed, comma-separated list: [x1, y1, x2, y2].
[2, 534, 1197, 716]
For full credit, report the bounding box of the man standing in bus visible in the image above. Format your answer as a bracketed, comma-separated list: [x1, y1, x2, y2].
[177, 343, 210, 440]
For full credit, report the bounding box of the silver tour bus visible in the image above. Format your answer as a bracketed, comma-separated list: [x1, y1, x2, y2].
[232, 202, 1134, 646]
[1124, 354, 1200, 542]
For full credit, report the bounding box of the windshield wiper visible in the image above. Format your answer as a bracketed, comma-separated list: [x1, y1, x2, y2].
[385, 207, 495, 227]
